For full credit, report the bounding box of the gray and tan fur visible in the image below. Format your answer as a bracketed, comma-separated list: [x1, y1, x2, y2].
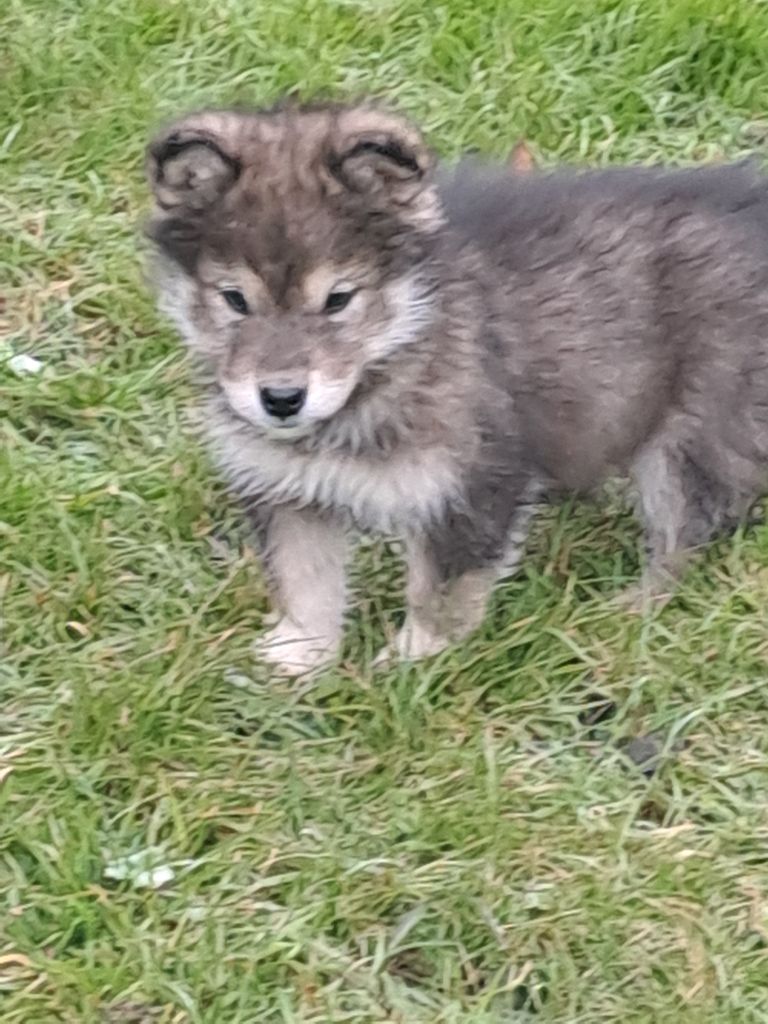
[145, 100, 768, 675]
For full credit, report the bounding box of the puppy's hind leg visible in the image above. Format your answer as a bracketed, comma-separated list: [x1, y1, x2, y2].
[625, 436, 738, 610]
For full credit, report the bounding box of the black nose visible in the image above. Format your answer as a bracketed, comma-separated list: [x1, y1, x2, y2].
[259, 386, 307, 420]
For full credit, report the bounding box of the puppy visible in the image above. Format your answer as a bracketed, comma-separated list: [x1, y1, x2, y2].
[145, 100, 768, 674]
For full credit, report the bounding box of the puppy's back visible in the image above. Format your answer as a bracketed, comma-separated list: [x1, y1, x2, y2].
[439, 158, 768, 263]
[439, 157, 768, 491]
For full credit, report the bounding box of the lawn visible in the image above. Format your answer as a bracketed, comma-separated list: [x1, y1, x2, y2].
[3, 0, 768, 1020]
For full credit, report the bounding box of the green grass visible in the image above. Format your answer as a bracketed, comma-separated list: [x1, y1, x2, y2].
[3, 0, 768, 1019]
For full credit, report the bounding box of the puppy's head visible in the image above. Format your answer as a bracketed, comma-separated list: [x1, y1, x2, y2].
[145, 102, 441, 439]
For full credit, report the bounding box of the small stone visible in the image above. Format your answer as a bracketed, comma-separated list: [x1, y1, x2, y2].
[8, 353, 44, 375]
[620, 733, 685, 776]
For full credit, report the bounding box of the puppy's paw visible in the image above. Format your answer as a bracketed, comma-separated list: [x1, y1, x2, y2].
[373, 620, 450, 668]
[614, 580, 673, 615]
[254, 620, 338, 677]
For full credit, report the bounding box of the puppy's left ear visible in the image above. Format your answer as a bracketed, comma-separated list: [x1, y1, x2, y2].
[328, 108, 440, 225]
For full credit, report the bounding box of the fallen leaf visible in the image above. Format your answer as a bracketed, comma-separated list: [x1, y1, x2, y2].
[508, 138, 536, 173]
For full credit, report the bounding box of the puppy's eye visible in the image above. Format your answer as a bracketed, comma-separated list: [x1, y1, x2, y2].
[323, 289, 357, 314]
[221, 288, 249, 315]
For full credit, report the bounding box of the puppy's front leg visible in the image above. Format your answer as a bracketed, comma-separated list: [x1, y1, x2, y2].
[376, 490, 538, 665]
[390, 540, 498, 661]
[249, 504, 349, 677]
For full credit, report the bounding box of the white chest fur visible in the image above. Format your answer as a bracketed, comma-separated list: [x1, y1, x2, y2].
[207, 410, 459, 532]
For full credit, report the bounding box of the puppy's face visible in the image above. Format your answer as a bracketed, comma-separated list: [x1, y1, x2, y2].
[145, 104, 442, 439]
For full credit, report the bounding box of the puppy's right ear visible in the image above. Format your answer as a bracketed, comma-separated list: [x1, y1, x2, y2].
[146, 117, 241, 212]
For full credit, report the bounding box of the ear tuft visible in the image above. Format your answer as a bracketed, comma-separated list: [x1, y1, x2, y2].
[147, 127, 240, 211]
